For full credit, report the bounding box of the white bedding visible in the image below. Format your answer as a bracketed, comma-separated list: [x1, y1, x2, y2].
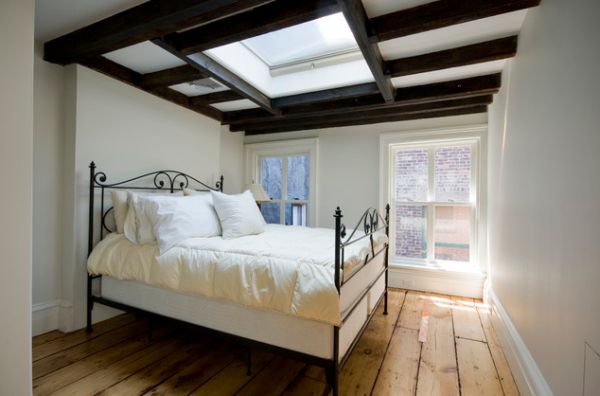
[88, 224, 387, 325]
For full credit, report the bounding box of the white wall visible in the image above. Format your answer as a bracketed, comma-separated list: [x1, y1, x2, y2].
[487, 0, 600, 394]
[0, 0, 34, 394]
[59, 65, 223, 331]
[244, 113, 486, 228]
[219, 125, 245, 194]
[32, 42, 65, 334]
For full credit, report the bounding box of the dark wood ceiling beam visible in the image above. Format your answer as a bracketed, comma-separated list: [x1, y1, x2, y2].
[231, 95, 492, 132]
[272, 83, 380, 108]
[338, 0, 395, 102]
[245, 106, 488, 135]
[44, 0, 276, 65]
[140, 65, 206, 89]
[371, 0, 541, 43]
[152, 39, 279, 115]
[223, 73, 501, 125]
[190, 90, 244, 106]
[387, 36, 518, 78]
[166, 0, 339, 55]
[79, 57, 223, 121]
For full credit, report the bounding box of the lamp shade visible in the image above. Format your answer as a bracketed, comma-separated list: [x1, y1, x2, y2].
[246, 182, 271, 203]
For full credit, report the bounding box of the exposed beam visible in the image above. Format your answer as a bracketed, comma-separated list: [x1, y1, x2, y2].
[387, 36, 518, 78]
[140, 65, 206, 89]
[244, 106, 488, 135]
[79, 57, 223, 121]
[152, 39, 279, 115]
[165, 0, 339, 55]
[223, 74, 501, 124]
[231, 96, 492, 132]
[44, 0, 275, 65]
[338, 0, 395, 102]
[272, 83, 380, 108]
[190, 90, 244, 106]
[371, 0, 541, 43]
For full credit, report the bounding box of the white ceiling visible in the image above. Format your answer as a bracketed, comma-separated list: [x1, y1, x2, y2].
[102, 41, 186, 74]
[35, 0, 145, 41]
[378, 10, 527, 59]
[362, 0, 437, 18]
[391, 60, 507, 88]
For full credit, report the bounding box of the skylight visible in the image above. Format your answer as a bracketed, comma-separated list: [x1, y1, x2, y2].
[242, 13, 359, 68]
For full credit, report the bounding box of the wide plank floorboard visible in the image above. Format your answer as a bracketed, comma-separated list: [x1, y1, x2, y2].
[33, 289, 518, 395]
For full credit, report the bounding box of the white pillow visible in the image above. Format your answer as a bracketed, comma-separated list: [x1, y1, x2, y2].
[111, 190, 128, 234]
[211, 190, 266, 239]
[122, 191, 182, 244]
[145, 194, 221, 254]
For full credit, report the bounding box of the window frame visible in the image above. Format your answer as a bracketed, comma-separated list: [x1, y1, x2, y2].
[245, 138, 318, 226]
[379, 125, 487, 273]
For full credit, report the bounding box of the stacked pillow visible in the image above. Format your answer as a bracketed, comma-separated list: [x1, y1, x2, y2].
[113, 189, 267, 254]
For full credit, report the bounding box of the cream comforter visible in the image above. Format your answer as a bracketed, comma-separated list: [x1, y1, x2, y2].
[88, 224, 387, 325]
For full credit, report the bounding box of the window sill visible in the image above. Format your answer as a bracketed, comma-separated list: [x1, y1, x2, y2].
[390, 261, 485, 276]
[388, 263, 485, 298]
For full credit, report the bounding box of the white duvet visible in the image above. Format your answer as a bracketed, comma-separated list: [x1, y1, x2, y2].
[88, 224, 387, 325]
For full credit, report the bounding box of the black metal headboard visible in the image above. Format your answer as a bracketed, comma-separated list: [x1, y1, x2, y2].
[87, 161, 223, 257]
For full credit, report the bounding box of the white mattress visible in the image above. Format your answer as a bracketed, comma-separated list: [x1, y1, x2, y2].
[89, 225, 388, 325]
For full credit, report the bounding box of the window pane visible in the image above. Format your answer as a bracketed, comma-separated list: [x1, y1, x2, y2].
[285, 202, 307, 226]
[287, 155, 309, 200]
[434, 206, 470, 262]
[395, 205, 427, 259]
[261, 157, 282, 200]
[395, 148, 428, 202]
[435, 145, 471, 203]
[260, 202, 280, 224]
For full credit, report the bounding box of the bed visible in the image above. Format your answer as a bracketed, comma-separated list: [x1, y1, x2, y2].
[85, 162, 390, 395]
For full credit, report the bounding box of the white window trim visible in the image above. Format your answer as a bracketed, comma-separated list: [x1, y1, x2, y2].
[379, 125, 487, 274]
[245, 138, 318, 226]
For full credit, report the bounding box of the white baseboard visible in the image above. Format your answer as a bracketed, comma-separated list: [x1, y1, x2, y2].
[388, 265, 484, 298]
[32, 300, 60, 336]
[486, 288, 554, 396]
[33, 299, 123, 335]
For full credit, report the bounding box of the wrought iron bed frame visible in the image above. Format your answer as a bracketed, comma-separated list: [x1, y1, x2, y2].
[86, 161, 389, 396]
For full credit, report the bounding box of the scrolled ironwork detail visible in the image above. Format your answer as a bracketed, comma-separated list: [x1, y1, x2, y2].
[341, 207, 388, 247]
[94, 171, 107, 185]
[340, 224, 347, 239]
[172, 173, 190, 190]
[153, 171, 172, 190]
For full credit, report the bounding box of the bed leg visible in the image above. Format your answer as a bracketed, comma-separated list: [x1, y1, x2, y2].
[86, 304, 93, 333]
[384, 289, 389, 316]
[246, 347, 252, 376]
[86, 276, 93, 333]
[326, 365, 339, 396]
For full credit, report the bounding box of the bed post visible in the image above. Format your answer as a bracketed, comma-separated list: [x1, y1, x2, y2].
[384, 203, 390, 315]
[329, 207, 343, 396]
[86, 161, 96, 332]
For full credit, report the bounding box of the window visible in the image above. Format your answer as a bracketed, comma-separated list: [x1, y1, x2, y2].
[259, 154, 309, 225]
[381, 127, 484, 270]
[245, 139, 318, 226]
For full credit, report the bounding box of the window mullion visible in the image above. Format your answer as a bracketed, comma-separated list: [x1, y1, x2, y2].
[427, 146, 435, 262]
[281, 155, 288, 225]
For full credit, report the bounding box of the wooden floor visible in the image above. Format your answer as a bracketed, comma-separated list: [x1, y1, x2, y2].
[32, 289, 519, 396]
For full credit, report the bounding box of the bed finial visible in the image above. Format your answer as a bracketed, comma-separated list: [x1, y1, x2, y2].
[90, 161, 96, 169]
[334, 206, 342, 217]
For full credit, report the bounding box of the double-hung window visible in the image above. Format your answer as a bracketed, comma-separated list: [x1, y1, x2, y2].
[245, 139, 318, 227]
[382, 128, 484, 270]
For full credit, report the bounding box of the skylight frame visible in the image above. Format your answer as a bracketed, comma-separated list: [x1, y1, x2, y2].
[240, 12, 360, 71]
